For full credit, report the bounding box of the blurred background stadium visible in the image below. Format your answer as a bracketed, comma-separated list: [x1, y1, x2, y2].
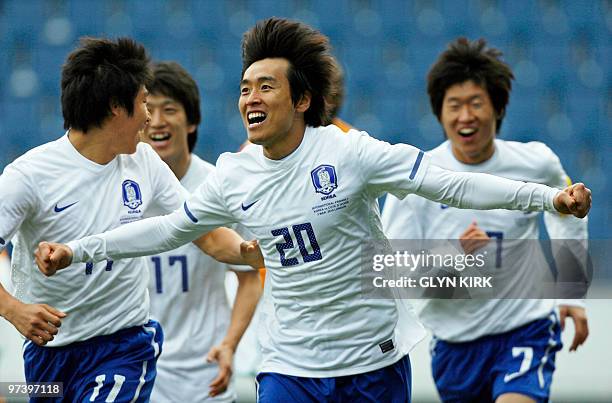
[0, 0, 610, 401]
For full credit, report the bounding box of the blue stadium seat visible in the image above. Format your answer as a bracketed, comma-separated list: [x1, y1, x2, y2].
[67, 0, 106, 35]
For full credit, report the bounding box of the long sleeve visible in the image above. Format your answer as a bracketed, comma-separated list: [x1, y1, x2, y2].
[0, 166, 37, 251]
[415, 163, 559, 212]
[68, 170, 235, 264]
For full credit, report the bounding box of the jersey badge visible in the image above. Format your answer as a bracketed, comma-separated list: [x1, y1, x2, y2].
[122, 180, 143, 210]
[311, 164, 338, 196]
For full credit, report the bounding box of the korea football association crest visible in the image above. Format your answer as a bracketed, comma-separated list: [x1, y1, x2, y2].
[122, 179, 143, 210]
[311, 164, 338, 195]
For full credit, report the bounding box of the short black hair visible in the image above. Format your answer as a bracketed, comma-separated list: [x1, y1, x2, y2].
[149, 62, 201, 152]
[427, 37, 514, 133]
[241, 17, 336, 127]
[61, 37, 151, 133]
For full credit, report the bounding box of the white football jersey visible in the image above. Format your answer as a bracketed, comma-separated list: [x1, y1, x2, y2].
[0, 134, 185, 346]
[382, 139, 588, 342]
[69, 126, 560, 377]
[149, 155, 236, 403]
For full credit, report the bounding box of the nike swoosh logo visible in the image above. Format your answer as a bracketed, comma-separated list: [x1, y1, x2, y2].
[241, 200, 259, 211]
[54, 201, 79, 213]
[440, 204, 449, 209]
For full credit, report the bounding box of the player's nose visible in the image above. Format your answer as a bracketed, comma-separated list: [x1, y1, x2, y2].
[458, 105, 474, 122]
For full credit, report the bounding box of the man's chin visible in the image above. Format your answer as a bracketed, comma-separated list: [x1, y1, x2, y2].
[247, 132, 265, 146]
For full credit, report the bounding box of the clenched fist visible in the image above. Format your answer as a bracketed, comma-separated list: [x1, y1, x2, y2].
[35, 242, 74, 276]
[553, 183, 591, 218]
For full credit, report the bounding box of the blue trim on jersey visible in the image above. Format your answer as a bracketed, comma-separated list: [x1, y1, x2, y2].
[183, 202, 198, 223]
[0, 236, 4, 245]
[409, 150, 424, 180]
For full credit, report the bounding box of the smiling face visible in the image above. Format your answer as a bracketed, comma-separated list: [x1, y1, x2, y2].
[238, 58, 310, 159]
[441, 80, 498, 164]
[143, 93, 195, 170]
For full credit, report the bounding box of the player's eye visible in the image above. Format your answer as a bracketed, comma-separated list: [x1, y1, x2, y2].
[240, 87, 250, 95]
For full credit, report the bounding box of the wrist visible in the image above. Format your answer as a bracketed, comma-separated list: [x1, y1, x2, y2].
[220, 338, 238, 353]
[0, 294, 20, 321]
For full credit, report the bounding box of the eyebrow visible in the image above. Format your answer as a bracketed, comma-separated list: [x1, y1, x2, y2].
[147, 98, 178, 107]
[446, 94, 484, 103]
[240, 76, 278, 86]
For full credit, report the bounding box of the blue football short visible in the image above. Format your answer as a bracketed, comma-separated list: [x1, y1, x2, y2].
[23, 319, 163, 403]
[256, 354, 411, 402]
[431, 313, 562, 403]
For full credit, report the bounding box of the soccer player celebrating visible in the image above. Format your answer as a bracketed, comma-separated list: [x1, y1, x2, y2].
[0, 38, 261, 402]
[382, 37, 589, 403]
[37, 20, 590, 401]
[143, 61, 261, 402]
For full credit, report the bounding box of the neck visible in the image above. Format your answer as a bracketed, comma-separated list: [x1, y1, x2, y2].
[68, 127, 118, 165]
[166, 153, 192, 180]
[262, 120, 307, 160]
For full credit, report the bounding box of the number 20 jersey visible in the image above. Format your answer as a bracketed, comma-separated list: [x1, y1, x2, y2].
[185, 125, 431, 377]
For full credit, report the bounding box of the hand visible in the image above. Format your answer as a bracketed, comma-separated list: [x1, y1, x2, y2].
[4, 300, 66, 346]
[206, 343, 234, 397]
[553, 183, 591, 218]
[559, 305, 589, 352]
[240, 239, 264, 269]
[35, 242, 74, 276]
[459, 221, 490, 255]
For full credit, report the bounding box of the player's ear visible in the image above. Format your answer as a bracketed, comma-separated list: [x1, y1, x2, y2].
[295, 91, 311, 113]
[497, 107, 505, 120]
[110, 100, 122, 117]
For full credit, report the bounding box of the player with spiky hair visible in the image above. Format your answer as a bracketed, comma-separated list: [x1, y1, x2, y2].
[383, 37, 589, 403]
[0, 37, 261, 402]
[37, 20, 590, 401]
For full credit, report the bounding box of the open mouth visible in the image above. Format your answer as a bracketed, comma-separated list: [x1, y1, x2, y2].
[458, 128, 477, 138]
[247, 112, 267, 128]
[149, 132, 171, 142]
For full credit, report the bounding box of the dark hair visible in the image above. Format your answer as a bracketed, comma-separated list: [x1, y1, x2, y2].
[324, 57, 345, 124]
[241, 17, 335, 127]
[149, 61, 201, 152]
[61, 37, 151, 133]
[427, 37, 514, 133]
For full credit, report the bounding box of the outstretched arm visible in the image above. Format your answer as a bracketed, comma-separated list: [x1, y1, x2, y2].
[415, 164, 591, 218]
[36, 172, 236, 275]
[35, 209, 208, 275]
